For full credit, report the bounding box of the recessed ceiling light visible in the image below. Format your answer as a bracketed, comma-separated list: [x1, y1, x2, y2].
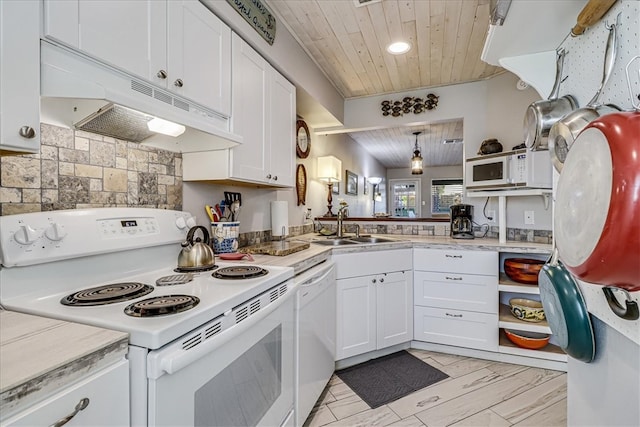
[387, 41, 411, 55]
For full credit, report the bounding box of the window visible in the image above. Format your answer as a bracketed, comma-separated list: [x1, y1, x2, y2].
[431, 179, 463, 214]
[389, 179, 420, 217]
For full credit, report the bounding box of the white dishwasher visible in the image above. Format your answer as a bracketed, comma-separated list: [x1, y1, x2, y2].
[294, 260, 336, 426]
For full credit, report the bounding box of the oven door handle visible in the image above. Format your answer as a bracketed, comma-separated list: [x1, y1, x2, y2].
[147, 291, 293, 379]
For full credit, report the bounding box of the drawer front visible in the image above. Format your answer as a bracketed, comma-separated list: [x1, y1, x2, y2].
[414, 306, 498, 351]
[334, 249, 412, 279]
[414, 271, 498, 313]
[413, 248, 497, 275]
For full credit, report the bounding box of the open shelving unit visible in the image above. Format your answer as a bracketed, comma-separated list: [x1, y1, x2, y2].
[497, 250, 567, 364]
[466, 189, 552, 243]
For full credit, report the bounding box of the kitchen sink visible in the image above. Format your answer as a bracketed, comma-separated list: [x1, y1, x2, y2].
[312, 236, 396, 246]
[313, 239, 358, 246]
[348, 236, 396, 244]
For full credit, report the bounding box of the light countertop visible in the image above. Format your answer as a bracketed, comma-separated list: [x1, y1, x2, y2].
[0, 310, 129, 417]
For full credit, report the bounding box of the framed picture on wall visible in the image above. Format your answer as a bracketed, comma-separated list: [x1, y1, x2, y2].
[346, 170, 358, 195]
[332, 182, 339, 194]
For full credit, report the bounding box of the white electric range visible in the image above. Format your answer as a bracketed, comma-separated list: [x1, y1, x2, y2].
[0, 208, 296, 426]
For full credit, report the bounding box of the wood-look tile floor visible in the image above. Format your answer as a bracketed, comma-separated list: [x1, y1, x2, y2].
[304, 349, 567, 427]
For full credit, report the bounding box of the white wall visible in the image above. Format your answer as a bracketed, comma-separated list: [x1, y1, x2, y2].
[298, 131, 387, 219]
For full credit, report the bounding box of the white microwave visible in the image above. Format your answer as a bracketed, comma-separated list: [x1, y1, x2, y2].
[465, 149, 552, 190]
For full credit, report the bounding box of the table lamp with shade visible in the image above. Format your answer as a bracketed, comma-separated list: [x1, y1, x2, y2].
[368, 177, 383, 216]
[317, 155, 342, 216]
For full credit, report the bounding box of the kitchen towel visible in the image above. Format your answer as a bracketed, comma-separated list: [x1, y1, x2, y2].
[270, 201, 288, 237]
[335, 350, 449, 408]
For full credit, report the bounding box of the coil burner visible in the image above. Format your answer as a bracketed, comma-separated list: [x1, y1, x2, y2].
[174, 265, 218, 273]
[124, 295, 200, 317]
[212, 266, 269, 280]
[61, 282, 154, 306]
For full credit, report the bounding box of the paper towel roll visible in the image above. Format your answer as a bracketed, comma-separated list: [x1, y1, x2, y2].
[271, 201, 289, 237]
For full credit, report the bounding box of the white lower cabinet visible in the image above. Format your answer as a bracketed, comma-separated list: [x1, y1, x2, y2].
[413, 248, 499, 352]
[2, 360, 129, 427]
[334, 249, 413, 360]
[414, 306, 497, 351]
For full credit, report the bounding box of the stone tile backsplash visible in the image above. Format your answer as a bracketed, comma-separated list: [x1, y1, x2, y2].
[312, 221, 552, 244]
[0, 123, 182, 215]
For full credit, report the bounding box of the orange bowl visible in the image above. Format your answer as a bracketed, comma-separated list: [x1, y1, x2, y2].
[504, 329, 550, 350]
[504, 258, 545, 284]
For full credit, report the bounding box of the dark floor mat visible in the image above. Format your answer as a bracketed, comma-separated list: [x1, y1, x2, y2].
[335, 350, 449, 408]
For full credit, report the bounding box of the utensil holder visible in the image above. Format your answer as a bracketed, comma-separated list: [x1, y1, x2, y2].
[211, 222, 240, 253]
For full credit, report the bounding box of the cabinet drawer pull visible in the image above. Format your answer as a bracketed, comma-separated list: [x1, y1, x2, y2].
[50, 397, 90, 427]
[156, 69, 168, 79]
[174, 78, 184, 87]
[445, 276, 463, 281]
[445, 312, 463, 318]
[19, 126, 36, 139]
[445, 254, 462, 258]
[273, 175, 278, 181]
[266, 174, 272, 179]
[372, 278, 377, 283]
[379, 278, 384, 283]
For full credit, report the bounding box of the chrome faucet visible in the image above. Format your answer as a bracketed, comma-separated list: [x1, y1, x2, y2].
[336, 204, 348, 238]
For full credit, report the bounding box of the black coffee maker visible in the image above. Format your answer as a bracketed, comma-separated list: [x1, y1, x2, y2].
[450, 204, 474, 239]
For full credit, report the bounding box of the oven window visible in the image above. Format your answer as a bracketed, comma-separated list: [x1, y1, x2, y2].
[473, 162, 503, 181]
[194, 326, 282, 427]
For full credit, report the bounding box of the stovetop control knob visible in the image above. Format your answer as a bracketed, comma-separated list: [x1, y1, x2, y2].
[176, 216, 187, 229]
[45, 222, 67, 241]
[13, 224, 38, 245]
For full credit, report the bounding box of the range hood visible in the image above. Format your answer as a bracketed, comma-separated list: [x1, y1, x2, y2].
[40, 40, 242, 152]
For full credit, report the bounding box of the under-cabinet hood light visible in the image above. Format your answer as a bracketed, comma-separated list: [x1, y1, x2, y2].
[147, 117, 186, 137]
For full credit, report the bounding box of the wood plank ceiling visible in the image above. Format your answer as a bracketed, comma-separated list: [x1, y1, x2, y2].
[269, 0, 504, 168]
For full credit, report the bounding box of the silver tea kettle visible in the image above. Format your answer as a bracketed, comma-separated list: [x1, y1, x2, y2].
[177, 226, 215, 270]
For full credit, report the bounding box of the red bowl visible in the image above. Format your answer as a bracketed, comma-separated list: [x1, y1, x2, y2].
[504, 329, 550, 350]
[504, 258, 545, 285]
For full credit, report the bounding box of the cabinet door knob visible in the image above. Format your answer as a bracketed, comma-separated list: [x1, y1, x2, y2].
[273, 175, 278, 181]
[174, 78, 184, 87]
[372, 278, 377, 283]
[19, 126, 36, 139]
[266, 174, 272, 179]
[379, 278, 384, 283]
[50, 397, 90, 427]
[157, 69, 168, 79]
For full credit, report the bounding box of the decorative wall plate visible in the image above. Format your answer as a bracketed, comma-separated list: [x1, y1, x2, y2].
[296, 120, 311, 158]
[296, 164, 307, 206]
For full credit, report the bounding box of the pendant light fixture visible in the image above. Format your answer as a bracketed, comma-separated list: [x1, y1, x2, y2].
[411, 131, 424, 175]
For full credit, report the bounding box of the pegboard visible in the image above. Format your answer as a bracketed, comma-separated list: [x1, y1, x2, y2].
[558, 0, 639, 110]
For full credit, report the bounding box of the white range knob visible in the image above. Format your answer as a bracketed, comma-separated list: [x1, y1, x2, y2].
[45, 223, 67, 241]
[186, 216, 197, 228]
[176, 216, 187, 229]
[13, 225, 39, 245]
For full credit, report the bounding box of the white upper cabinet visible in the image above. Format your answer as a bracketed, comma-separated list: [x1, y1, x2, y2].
[183, 34, 295, 186]
[166, 0, 231, 116]
[42, 0, 231, 116]
[229, 33, 295, 186]
[0, 0, 40, 154]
